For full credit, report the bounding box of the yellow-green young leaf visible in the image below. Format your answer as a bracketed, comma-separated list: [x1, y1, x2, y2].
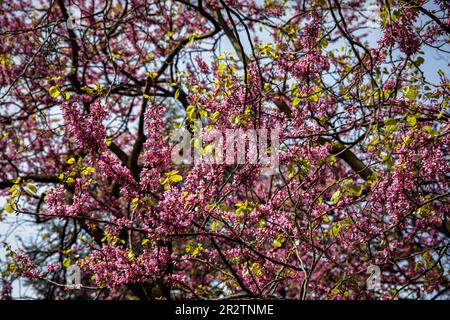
[403, 86, 418, 100]
[164, 170, 179, 176]
[218, 61, 226, 75]
[66, 177, 74, 184]
[141, 238, 150, 245]
[210, 111, 220, 122]
[346, 184, 363, 197]
[14, 177, 21, 184]
[308, 94, 319, 103]
[27, 184, 37, 194]
[211, 221, 217, 232]
[292, 97, 301, 107]
[63, 92, 70, 100]
[331, 189, 342, 204]
[331, 223, 341, 237]
[406, 115, 417, 127]
[273, 240, 283, 248]
[423, 126, 439, 136]
[49, 86, 61, 98]
[66, 157, 76, 164]
[384, 117, 398, 132]
[327, 155, 337, 165]
[257, 219, 266, 228]
[126, 249, 135, 261]
[174, 89, 180, 100]
[186, 105, 197, 121]
[403, 135, 412, 146]
[169, 175, 183, 183]
[62, 258, 71, 268]
[5, 204, 14, 214]
[131, 201, 139, 211]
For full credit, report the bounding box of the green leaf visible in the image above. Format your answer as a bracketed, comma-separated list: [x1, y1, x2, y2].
[331, 189, 342, 204]
[423, 126, 439, 136]
[403, 86, 417, 100]
[326, 155, 337, 165]
[210, 111, 220, 121]
[273, 240, 282, 248]
[169, 175, 183, 183]
[406, 115, 417, 127]
[174, 89, 180, 100]
[27, 184, 37, 194]
[63, 258, 71, 268]
[346, 184, 363, 197]
[218, 61, 226, 75]
[49, 86, 61, 98]
[308, 93, 319, 103]
[415, 57, 424, 66]
[164, 170, 179, 176]
[126, 249, 135, 261]
[331, 223, 341, 237]
[63, 92, 70, 101]
[5, 204, 13, 214]
[186, 105, 197, 121]
[185, 242, 203, 255]
[384, 117, 398, 132]
[257, 218, 266, 229]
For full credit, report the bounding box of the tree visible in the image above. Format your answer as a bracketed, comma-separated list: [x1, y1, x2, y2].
[0, 0, 449, 300]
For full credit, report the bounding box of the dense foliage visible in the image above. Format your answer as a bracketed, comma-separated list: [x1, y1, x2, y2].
[0, 0, 449, 300]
